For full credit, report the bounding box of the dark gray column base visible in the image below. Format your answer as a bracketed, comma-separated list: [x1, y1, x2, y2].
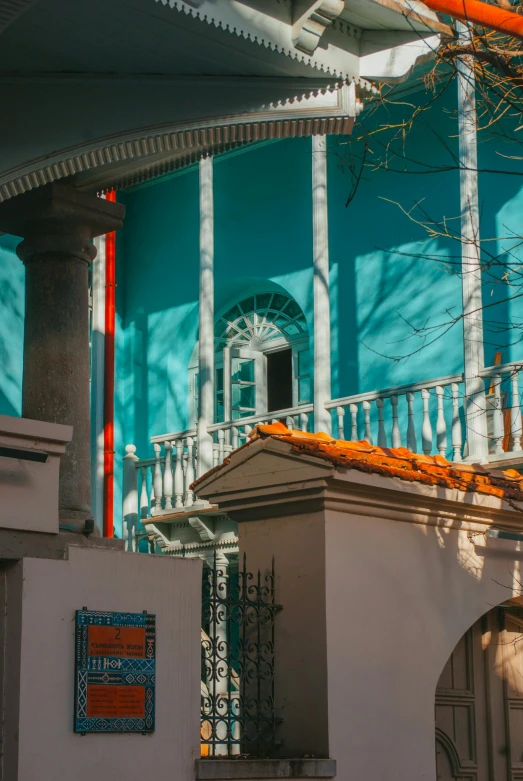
[59, 511, 99, 536]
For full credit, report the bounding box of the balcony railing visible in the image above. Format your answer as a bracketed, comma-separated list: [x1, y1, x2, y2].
[122, 361, 523, 547]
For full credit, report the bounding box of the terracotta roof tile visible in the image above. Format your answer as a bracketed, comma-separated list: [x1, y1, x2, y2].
[194, 422, 523, 504]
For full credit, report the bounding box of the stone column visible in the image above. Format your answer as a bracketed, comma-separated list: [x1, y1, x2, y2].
[197, 156, 215, 476]
[0, 183, 124, 533]
[312, 135, 332, 434]
[457, 21, 488, 461]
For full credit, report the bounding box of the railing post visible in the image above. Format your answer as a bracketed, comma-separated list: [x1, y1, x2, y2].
[421, 389, 433, 456]
[139, 466, 149, 519]
[492, 375, 504, 455]
[336, 405, 346, 440]
[406, 392, 417, 453]
[153, 443, 163, 514]
[451, 383, 463, 462]
[174, 440, 184, 508]
[185, 437, 195, 506]
[457, 20, 488, 462]
[435, 386, 448, 457]
[122, 444, 139, 552]
[376, 399, 385, 447]
[231, 426, 239, 450]
[163, 440, 173, 510]
[348, 404, 357, 441]
[390, 396, 401, 448]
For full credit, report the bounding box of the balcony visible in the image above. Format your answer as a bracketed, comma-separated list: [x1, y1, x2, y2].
[122, 358, 523, 550]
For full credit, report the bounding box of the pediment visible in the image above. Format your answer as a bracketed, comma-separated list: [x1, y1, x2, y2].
[195, 437, 334, 509]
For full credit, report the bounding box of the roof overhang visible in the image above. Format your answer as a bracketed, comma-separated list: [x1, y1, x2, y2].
[0, 0, 452, 201]
[0, 81, 362, 201]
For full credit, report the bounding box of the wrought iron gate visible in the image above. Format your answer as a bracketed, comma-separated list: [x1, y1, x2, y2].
[201, 553, 282, 757]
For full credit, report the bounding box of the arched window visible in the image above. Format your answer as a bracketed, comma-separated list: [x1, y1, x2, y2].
[190, 292, 310, 426]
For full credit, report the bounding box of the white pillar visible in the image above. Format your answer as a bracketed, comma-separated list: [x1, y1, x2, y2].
[198, 156, 215, 476]
[312, 135, 332, 434]
[457, 22, 488, 461]
[91, 231, 106, 527]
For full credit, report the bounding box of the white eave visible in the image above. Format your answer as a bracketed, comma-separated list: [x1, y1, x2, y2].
[163, 0, 452, 83]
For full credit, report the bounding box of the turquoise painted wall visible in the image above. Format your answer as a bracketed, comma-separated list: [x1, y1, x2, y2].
[0, 234, 23, 417]
[1, 87, 522, 538]
[118, 95, 467, 480]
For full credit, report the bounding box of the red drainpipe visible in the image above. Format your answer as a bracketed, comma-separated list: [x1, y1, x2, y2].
[423, 0, 523, 40]
[103, 190, 117, 538]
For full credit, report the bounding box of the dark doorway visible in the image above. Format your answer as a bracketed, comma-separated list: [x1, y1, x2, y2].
[267, 349, 292, 413]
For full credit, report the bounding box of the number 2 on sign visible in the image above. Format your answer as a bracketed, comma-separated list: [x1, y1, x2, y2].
[115, 628, 121, 640]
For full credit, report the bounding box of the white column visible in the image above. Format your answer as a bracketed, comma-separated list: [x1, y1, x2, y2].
[198, 155, 215, 476]
[91, 231, 106, 527]
[457, 22, 488, 461]
[312, 135, 332, 434]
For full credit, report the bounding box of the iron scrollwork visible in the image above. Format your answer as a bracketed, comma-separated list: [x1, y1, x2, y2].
[201, 553, 282, 756]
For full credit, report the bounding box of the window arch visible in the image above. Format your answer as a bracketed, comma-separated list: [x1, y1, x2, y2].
[214, 292, 308, 349]
[190, 291, 310, 426]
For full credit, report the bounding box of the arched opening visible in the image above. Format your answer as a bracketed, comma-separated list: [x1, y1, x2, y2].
[189, 290, 310, 428]
[435, 597, 523, 780]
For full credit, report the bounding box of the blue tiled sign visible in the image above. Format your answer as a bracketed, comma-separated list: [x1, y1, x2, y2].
[74, 609, 156, 733]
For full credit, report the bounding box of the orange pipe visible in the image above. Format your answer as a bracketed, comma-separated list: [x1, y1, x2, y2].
[103, 190, 117, 538]
[423, 0, 523, 40]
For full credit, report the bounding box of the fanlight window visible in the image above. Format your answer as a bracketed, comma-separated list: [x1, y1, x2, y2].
[190, 292, 310, 426]
[214, 293, 308, 349]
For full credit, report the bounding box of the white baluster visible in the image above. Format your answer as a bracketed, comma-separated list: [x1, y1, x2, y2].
[492, 375, 504, 455]
[218, 429, 225, 464]
[286, 416, 294, 430]
[140, 466, 149, 519]
[153, 443, 163, 513]
[406, 392, 417, 453]
[451, 383, 463, 462]
[300, 413, 308, 432]
[435, 386, 448, 457]
[421, 389, 433, 455]
[149, 464, 155, 515]
[213, 443, 220, 468]
[391, 396, 401, 448]
[272, 418, 279, 425]
[244, 424, 253, 439]
[122, 445, 139, 551]
[335, 406, 345, 440]
[361, 401, 372, 444]
[185, 437, 195, 506]
[376, 398, 386, 447]
[163, 441, 173, 510]
[511, 370, 522, 452]
[231, 426, 239, 450]
[174, 440, 184, 508]
[349, 404, 358, 441]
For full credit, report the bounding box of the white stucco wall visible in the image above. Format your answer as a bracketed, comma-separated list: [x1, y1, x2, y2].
[324, 512, 523, 781]
[4, 544, 201, 781]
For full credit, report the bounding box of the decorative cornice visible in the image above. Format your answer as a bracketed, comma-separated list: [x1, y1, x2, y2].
[157, 0, 353, 80]
[0, 84, 364, 202]
[293, 1, 345, 56]
[158, 534, 239, 558]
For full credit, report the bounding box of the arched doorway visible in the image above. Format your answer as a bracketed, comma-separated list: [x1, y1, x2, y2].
[435, 599, 523, 779]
